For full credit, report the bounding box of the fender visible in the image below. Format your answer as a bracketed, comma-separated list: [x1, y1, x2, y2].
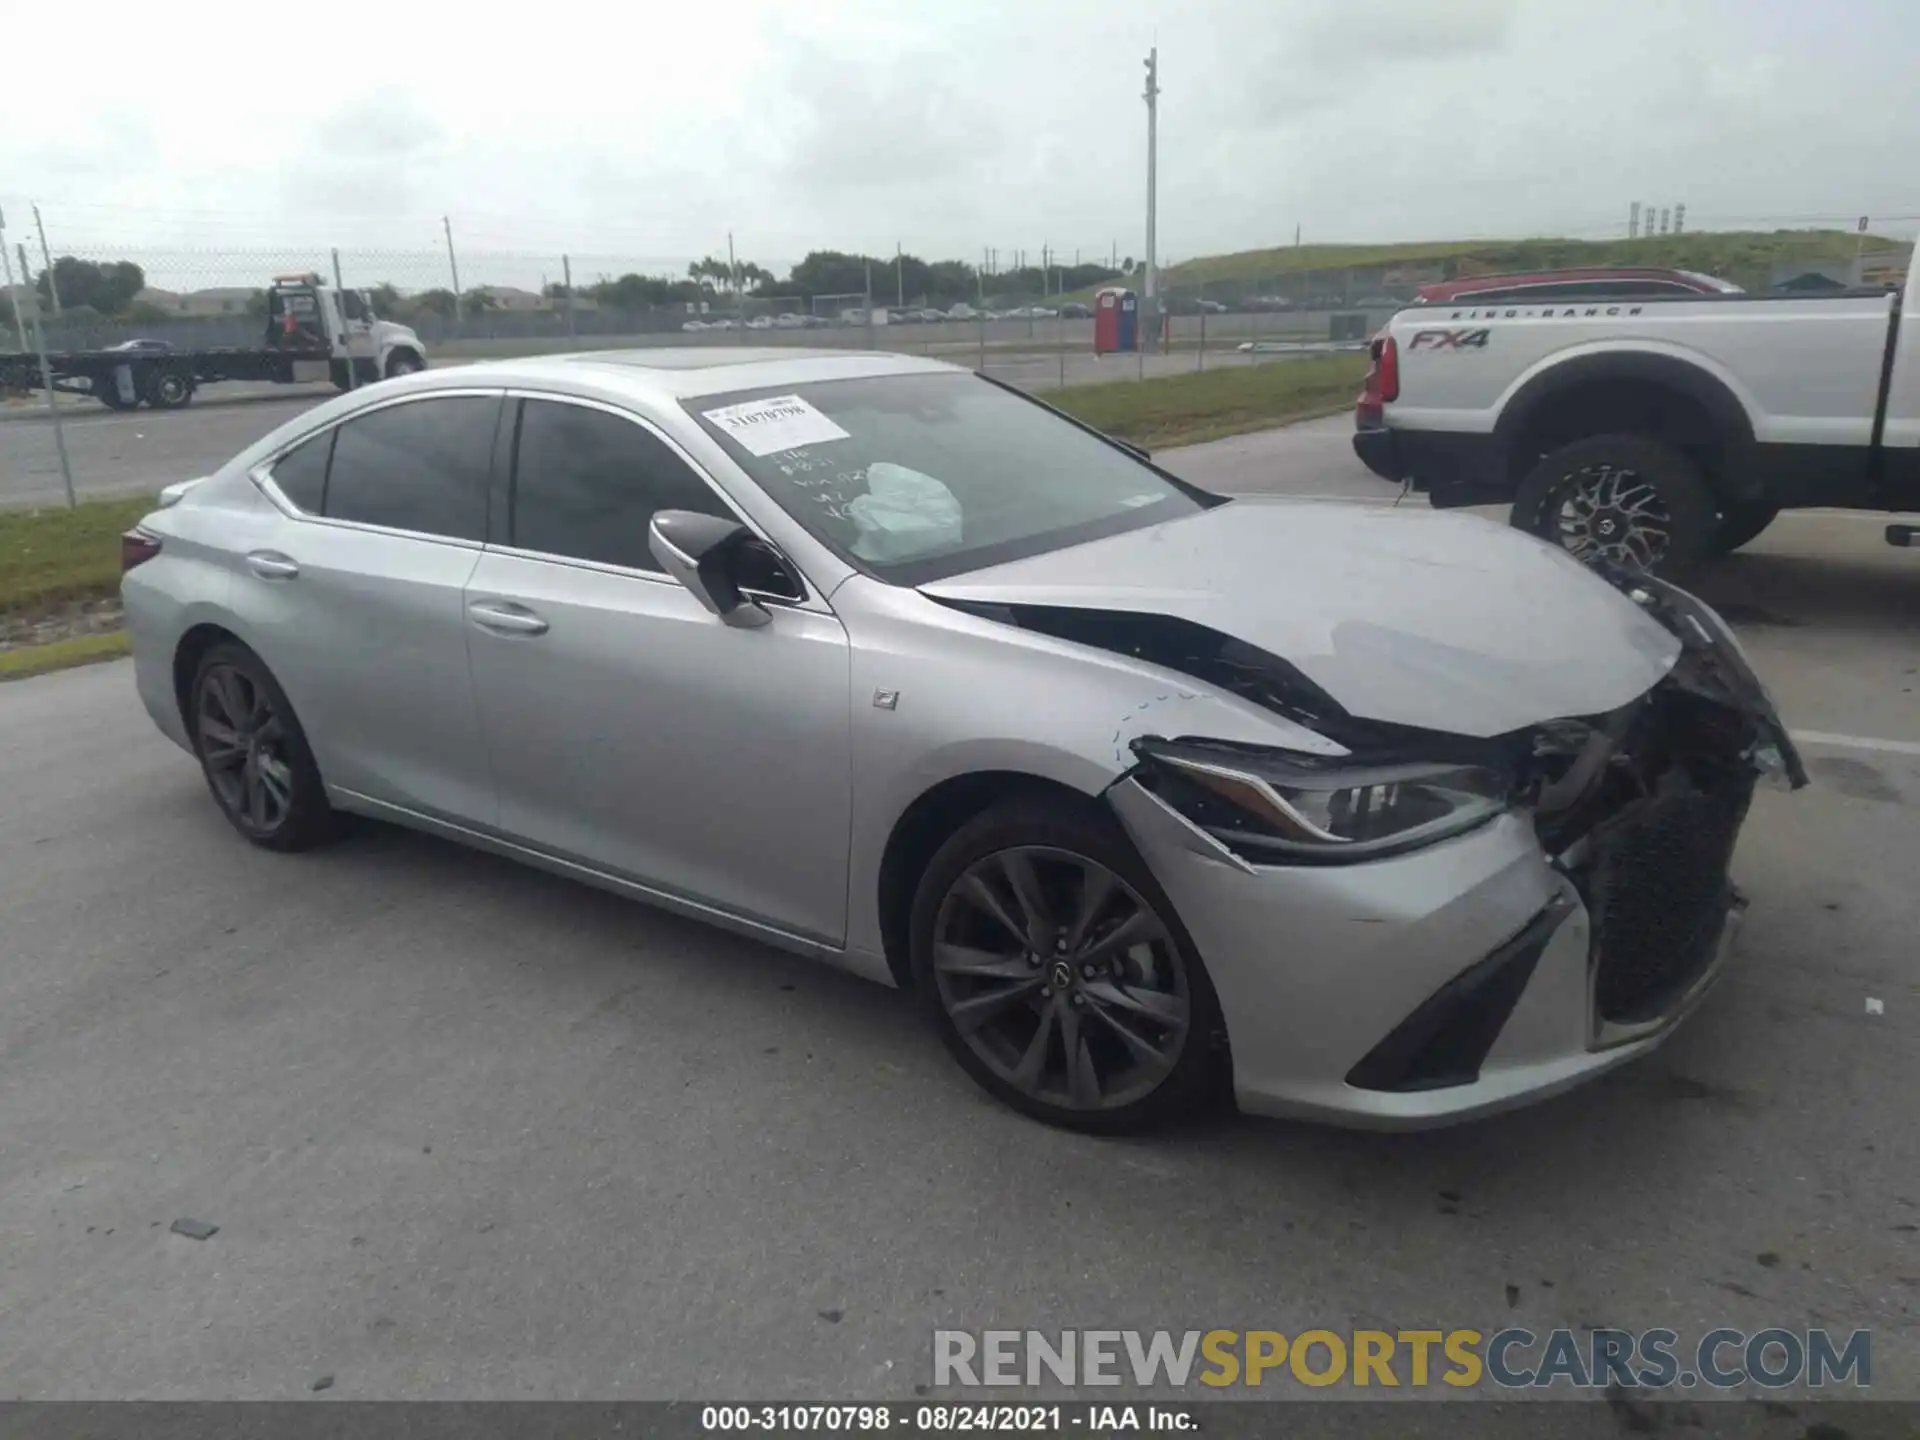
[1493, 349, 1765, 503]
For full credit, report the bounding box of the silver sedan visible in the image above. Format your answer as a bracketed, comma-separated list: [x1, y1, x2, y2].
[120, 349, 1805, 1132]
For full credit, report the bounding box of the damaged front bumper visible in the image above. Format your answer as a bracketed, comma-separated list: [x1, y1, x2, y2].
[1107, 583, 1796, 1129]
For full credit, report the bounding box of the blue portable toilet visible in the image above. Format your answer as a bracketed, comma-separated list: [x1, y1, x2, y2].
[1095, 287, 1137, 354]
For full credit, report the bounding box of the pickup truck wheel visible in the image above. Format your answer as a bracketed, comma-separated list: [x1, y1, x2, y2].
[384, 351, 423, 379]
[1712, 500, 1780, 555]
[1511, 434, 1715, 579]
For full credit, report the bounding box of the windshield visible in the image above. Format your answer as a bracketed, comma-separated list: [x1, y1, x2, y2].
[685, 372, 1215, 583]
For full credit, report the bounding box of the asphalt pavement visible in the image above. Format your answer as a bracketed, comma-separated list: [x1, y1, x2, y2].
[1, 420, 1917, 1400]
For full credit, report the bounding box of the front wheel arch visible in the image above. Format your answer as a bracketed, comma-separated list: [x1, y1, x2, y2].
[876, 771, 1102, 992]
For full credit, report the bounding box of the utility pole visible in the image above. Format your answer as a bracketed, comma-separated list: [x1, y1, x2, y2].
[443, 215, 463, 323]
[1143, 46, 1160, 355]
[1294, 223, 1301, 247]
[0, 207, 32, 355]
[729, 231, 744, 339]
[13, 243, 76, 506]
[32, 205, 59, 316]
[896, 242, 904, 310]
[562, 254, 575, 336]
[330, 249, 356, 391]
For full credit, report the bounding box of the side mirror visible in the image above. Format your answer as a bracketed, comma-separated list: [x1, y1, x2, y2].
[648, 510, 772, 628]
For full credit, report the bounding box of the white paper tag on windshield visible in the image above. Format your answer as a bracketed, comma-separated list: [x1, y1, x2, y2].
[702, 394, 851, 457]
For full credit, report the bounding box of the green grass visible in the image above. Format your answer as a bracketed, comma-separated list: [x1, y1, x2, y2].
[1066, 228, 1905, 300]
[0, 630, 131, 681]
[0, 494, 155, 612]
[1046, 353, 1368, 449]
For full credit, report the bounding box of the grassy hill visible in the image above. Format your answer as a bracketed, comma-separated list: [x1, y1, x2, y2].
[1088, 229, 1906, 298]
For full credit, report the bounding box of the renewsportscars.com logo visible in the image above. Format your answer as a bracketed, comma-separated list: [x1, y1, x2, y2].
[933, 1328, 1872, 1392]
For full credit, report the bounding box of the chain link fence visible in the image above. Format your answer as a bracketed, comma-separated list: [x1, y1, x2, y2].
[10, 209, 1907, 507]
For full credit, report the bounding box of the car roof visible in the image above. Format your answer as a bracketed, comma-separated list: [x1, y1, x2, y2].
[414, 347, 963, 401]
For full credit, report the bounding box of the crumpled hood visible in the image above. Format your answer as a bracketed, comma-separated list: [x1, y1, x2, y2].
[920, 496, 1682, 737]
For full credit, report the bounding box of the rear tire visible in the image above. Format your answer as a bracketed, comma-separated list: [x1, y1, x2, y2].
[908, 797, 1225, 1134]
[1510, 433, 1716, 579]
[144, 367, 194, 409]
[189, 642, 337, 853]
[1712, 499, 1780, 555]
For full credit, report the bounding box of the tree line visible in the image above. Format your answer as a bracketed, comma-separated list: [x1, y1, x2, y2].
[3, 250, 1130, 330]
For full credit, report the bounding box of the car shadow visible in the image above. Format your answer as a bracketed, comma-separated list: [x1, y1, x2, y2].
[1691, 540, 1920, 639]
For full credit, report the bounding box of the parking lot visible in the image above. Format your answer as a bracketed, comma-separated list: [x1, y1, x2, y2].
[1, 414, 1917, 1401]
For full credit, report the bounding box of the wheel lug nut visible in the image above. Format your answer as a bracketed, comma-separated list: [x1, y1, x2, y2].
[1040, 986, 1052, 999]
[1071, 994, 1085, 1008]
[1081, 964, 1097, 980]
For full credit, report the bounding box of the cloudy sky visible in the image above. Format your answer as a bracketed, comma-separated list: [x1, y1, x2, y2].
[2, 0, 1915, 289]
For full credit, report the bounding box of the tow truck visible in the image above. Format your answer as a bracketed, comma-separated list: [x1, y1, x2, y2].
[1, 273, 427, 410]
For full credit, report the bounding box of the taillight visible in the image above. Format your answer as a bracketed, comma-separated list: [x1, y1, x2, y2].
[121, 528, 162, 573]
[1377, 335, 1400, 404]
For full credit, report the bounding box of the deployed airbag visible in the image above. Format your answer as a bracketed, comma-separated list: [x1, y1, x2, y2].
[849, 462, 963, 563]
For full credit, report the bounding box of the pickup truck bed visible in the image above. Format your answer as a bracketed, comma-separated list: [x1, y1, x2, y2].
[1355, 265, 1920, 575]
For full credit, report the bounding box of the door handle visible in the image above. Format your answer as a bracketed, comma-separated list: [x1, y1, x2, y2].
[468, 600, 550, 636]
[245, 550, 299, 580]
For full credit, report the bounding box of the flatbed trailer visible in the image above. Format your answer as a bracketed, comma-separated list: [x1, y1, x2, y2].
[0, 343, 354, 410]
[0, 273, 427, 410]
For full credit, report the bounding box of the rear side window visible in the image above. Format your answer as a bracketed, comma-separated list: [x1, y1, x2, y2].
[325, 396, 498, 540]
[269, 430, 332, 513]
[509, 398, 730, 571]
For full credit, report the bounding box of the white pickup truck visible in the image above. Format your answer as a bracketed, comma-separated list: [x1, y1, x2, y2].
[1351, 245, 1920, 575]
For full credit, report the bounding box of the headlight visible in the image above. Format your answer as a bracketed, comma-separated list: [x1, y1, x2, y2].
[1131, 738, 1511, 863]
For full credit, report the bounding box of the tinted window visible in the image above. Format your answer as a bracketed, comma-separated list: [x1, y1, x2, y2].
[341, 290, 369, 321]
[269, 430, 332, 513]
[511, 399, 731, 572]
[325, 396, 496, 540]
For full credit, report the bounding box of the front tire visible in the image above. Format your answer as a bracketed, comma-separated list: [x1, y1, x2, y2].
[189, 643, 336, 852]
[1510, 433, 1716, 579]
[908, 797, 1224, 1133]
[384, 350, 424, 380]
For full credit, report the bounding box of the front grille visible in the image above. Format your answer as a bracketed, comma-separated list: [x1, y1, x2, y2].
[1586, 775, 1753, 1026]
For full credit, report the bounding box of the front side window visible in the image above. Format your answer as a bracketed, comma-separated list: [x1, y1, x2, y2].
[509, 399, 733, 572]
[685, 372, 1214, 584]
[325, 395, 497, 540]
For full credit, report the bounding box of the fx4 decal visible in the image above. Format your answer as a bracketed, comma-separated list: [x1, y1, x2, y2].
[1407, 327, 1491, 351]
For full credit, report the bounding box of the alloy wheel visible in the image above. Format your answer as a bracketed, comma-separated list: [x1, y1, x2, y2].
[1550, 463, 1673, 570]
[196, 663, 295, 835]
[931, 846, 1191, 1112]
